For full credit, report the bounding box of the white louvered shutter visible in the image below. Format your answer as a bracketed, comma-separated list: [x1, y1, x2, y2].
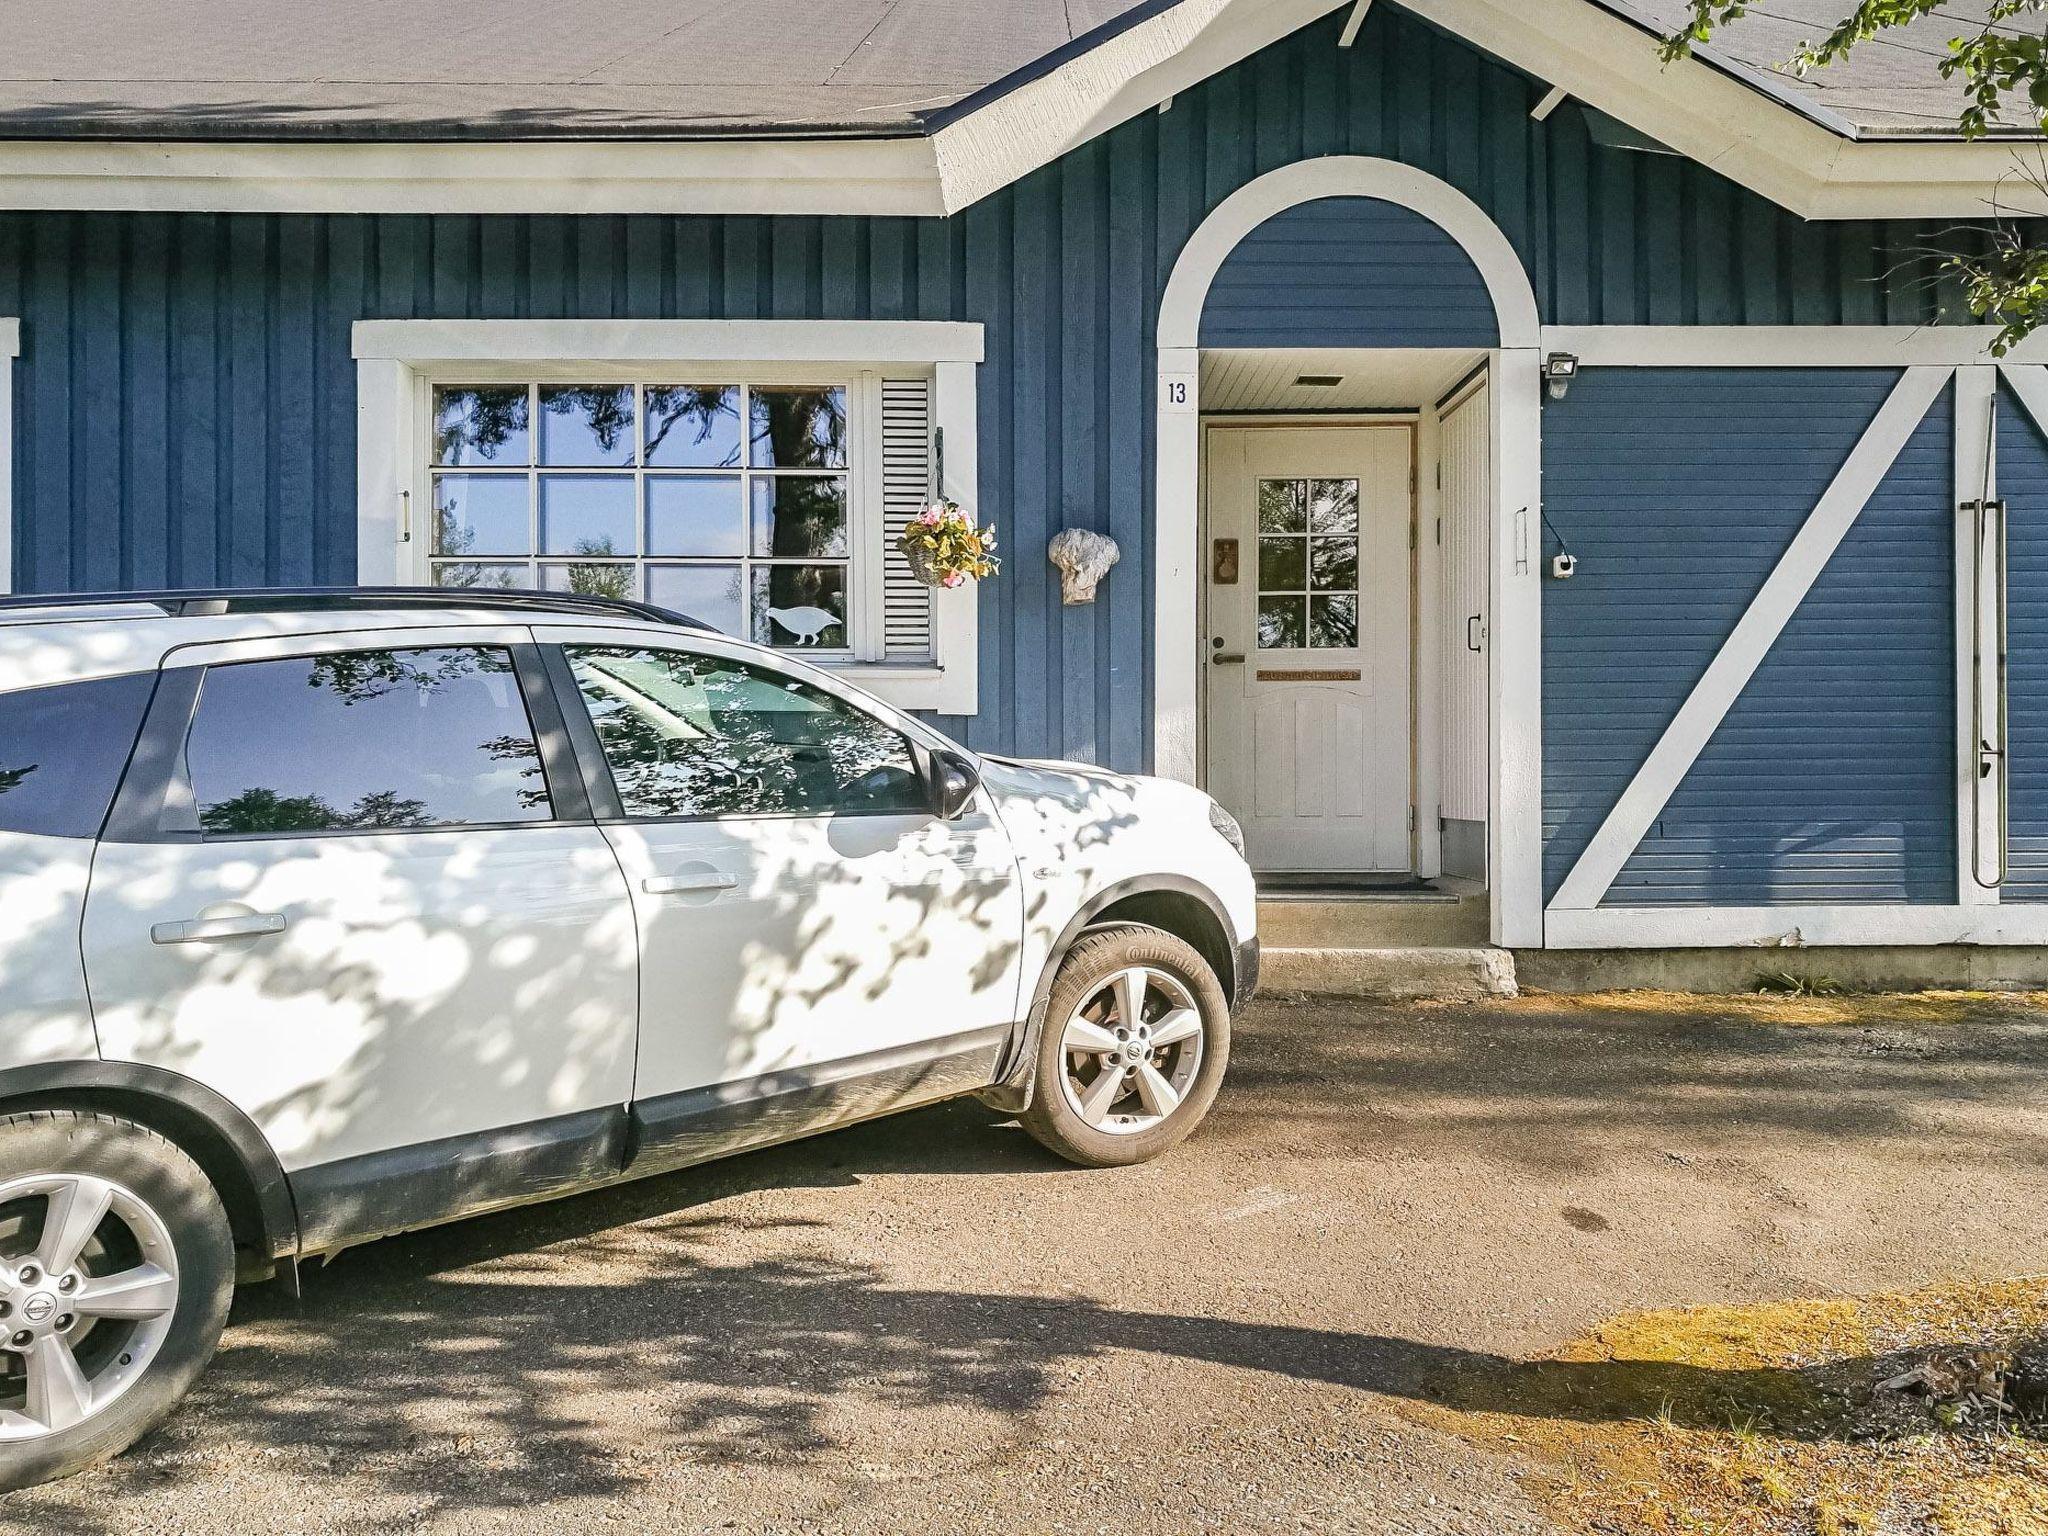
[879, 378, 935, 661]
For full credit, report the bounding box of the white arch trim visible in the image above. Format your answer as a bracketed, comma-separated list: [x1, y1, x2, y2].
[1152, 157, 1546, 946]
[1156, 157, 1541, 351]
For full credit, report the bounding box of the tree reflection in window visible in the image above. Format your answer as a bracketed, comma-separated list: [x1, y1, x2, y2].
[565, 646, 926, 819]
[187, 646, 551, 834]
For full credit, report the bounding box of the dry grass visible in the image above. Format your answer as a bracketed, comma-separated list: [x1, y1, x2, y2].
[1410, 1277, 2048, 1535]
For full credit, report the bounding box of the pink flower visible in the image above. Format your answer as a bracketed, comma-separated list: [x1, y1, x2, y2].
[942, 571, 965, 588]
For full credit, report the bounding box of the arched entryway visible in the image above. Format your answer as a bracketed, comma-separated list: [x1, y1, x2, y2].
[1153, 156, 1543, 943]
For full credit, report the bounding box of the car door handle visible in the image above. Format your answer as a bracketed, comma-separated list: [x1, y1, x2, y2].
[150, 912, 287, 945]
[642, 872, 739, 896]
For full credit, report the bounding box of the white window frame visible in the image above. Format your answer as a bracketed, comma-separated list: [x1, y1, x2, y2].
[0, 318, 16, 594]
[353, 320, 982, 715]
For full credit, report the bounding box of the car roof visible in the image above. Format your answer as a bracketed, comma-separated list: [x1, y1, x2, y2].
[0, 588, 715, 692]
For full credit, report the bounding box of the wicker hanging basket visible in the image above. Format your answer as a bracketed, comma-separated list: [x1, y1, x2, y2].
[900, 535, 946, 588]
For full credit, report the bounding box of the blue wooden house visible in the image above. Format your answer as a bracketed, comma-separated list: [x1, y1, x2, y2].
[1, 0, 2043, 960]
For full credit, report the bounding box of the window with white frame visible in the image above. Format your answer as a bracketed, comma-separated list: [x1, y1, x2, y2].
[430, 380, 859, 650]
[353, 320, 982, 714]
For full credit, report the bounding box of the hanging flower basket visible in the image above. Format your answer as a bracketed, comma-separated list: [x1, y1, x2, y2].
[898, 499, 999, 589]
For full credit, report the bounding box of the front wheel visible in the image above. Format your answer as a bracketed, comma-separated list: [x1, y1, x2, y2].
[1018, 924, 1232, 1168]
[0, 1111, 235, 1490]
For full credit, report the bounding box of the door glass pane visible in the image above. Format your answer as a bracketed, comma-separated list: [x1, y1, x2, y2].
[185, 648, 551, 835]
[646, 475, 744, 556]
[539, 474, 635, 558]
[751, 566, 847, 648]
[1309, 537, 1358, 593]
[645, 563, 744, 634]
[434, 387, 529, 467]
[750, 387, 849, 469]
[539, 386, 636, 467]
[1257, 536, 1305, 591]
[750, 475, 849, 558]
[644, 385, 742, 468]
[1257, 596, 1306, 650]
[564, 646, 925, 819]
[1257, 479, 1306, 533]
[1308, 479, 1359, 534]
[1310, 594, 1359, 649]
[433, 474, 529, 557]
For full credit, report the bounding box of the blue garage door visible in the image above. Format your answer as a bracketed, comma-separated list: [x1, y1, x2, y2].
[1542, 366, 1957, 909]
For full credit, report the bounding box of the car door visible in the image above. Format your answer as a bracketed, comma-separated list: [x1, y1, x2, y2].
[81, 628, 640, 1248]
[534, 627, 1025, 1166]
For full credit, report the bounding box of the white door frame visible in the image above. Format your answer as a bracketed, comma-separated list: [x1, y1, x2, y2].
[1156, 156, 1545, 943]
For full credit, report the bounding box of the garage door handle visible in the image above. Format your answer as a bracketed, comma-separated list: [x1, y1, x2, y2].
[643, 872, 738, 896]
[150, 912, 287, 945]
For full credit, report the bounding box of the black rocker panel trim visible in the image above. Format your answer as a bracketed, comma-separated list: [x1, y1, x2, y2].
[628, 1024, 1012, 1177]
[290, 1106, 628, 1254]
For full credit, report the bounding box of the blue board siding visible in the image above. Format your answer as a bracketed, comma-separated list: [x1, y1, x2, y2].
[0, 5, 2000, 771]
[1996, 380, 2048, 900]
[1605, 387, 1955, 905]
[1541, 367, 1928, 902]
[1200, 197, 1499, 348]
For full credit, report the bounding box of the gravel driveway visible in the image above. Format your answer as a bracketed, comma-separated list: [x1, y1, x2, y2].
[4, 990, 2045, 1535]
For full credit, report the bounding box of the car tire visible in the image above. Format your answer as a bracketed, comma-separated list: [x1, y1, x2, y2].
[1019, 923, 1232, 1168]
[0, 1110, 235, 1491]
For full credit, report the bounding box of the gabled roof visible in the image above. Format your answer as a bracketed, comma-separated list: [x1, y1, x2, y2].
[0, 0, 2035, 220]
[0, 0, 2010, 142]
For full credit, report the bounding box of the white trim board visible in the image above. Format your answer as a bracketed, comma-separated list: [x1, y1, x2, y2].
[352, 318, 981, 715]
[1545, 326, 2048, 367]
[1547, 903, 2048, 949]
[0, 319, 15, 594]
[1546, 365, 1953, 912]
[351, 319, 984, 366]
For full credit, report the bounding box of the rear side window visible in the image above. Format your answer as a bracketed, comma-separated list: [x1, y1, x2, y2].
[184, 647, 551, 835]
[0, 672, 156, 838]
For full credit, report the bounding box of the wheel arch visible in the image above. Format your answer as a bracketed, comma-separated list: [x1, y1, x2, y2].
[0, 1062, 299, 1268]
[983, 874, 1242, 1113]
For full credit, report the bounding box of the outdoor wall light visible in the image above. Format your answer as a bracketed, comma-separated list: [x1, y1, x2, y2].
[1543, 352, 1579, 400]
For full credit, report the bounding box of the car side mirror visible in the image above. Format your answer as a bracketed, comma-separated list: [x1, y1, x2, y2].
[926, 749, 981, 820]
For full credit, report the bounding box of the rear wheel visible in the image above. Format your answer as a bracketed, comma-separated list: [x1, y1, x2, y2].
[1019, 924, 1232, 1168]
[0, 1111, 234, 1490]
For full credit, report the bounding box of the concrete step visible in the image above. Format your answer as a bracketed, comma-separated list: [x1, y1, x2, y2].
[1258, 890, 1489, 948]
[1260, 944, 1518, 1001]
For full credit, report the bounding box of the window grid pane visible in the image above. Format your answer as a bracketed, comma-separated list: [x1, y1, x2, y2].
[1254, 477, 1362, 650]
[430, 381, 851, 650]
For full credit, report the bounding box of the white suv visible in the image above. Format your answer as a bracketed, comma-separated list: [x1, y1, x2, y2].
[0, 587, 1256, 1486]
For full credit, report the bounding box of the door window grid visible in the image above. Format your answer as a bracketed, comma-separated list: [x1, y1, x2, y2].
[429, 383, 853, 652]
[1255, 478, 1361, 649]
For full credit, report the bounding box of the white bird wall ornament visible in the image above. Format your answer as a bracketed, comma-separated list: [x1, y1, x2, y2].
[765, 605, 841, 645]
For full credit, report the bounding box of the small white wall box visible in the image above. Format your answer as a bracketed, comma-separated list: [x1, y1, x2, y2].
[1550, 551, 1577, 580]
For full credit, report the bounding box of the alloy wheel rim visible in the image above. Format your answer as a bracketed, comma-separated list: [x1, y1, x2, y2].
[0, 1174, 181, 1441]
[1058, 965, 1205, 1136]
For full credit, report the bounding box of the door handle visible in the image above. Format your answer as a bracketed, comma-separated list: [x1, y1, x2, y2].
[642, 871, 739, 896]
[1466, 615, 1485, 653]
[1211, 652, 1246, 665]
[150, 912, 287, 945]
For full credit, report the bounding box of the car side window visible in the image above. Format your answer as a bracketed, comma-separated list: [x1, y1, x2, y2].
[184, 647, 552, 835]
[0, 672, 157, 838]
[564, 645, 927, 820]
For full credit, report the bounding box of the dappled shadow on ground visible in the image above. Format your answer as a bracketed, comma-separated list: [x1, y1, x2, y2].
[1210, 992, 2048, 1172]
[5, 995, 2045, 1531]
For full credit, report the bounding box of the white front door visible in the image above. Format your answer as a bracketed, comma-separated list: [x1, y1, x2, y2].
[1203, 424, 1413, 873]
